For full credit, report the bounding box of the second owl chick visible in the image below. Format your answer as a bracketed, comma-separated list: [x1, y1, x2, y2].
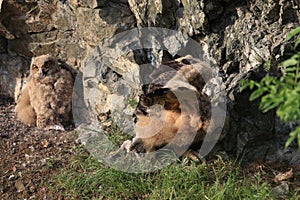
[130, 56, 212, 155]
[15, 54, 74, 131]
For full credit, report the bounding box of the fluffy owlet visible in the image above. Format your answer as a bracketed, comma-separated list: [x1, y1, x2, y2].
[15, 54, 74, 131]
[129, 56, 212, 156]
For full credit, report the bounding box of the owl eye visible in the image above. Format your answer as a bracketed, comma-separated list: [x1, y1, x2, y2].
[44, 61, 52, 68]
[32, 65, 39, 70]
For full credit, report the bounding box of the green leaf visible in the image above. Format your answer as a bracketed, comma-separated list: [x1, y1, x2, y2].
[239, 80, 251, 92]
[281, 58, 298, 67]
[263, 76, 274, 85]
[239, 80, 259, 91]
[285, 126, 300, 149]
[259, 94, 283, 112]
[277, 94, 300, 121]
[285, 134, 296, 149]
[249, 87, 265, 101]
[286, 27, 300, 41]
[285, 66, 297, 72]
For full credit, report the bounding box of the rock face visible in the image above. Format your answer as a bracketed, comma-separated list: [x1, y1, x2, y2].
[0, 0, 299, 162]
[0, 0, 135, 98]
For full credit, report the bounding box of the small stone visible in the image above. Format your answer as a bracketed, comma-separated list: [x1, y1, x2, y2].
[11, 148, 16, 154]
[29, 146, 35, 151]
[8, 174, 15, 180]
[15, 179, 26, 192]
[12, 166, 17, 172]
[272, 182, 289, 197]
[0, 132, 9, 138]
[40, 158, 47, 166]
[48, 125, 65, 131]
[29, 185, 36, 193]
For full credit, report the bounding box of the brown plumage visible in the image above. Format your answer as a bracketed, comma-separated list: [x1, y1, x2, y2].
[130, 56, 212, 155]
[15, 54, 74, 130]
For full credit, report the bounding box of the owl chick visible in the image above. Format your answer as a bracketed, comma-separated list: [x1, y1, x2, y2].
[130, 56, 212, 156]
[15, 54, 74, 131]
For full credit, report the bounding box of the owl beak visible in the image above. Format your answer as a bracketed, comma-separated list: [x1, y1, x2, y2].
[40, 68, 48, 77]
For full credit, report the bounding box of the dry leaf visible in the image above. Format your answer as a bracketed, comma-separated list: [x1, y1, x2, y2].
[274, 168, 293, 183]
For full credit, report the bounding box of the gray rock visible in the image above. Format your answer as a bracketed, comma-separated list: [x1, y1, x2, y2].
[0, 0, 299, 163]
[0, 54, 29, 100]
[272, 182, 289, 198]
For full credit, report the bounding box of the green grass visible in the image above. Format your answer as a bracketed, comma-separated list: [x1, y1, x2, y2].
[51, 122, 300, 199]
[51, 145, 277, 200]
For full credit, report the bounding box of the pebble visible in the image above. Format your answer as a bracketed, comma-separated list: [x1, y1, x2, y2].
[272, 181, 289, 197]
[8, 174, 15, 180]
[15, 179, 26, 192]
[0, 132, 9, 138]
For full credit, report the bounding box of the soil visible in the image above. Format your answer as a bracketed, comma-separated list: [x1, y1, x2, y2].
[242, 160, 300, 194]
[0, 94, 299, 199]
[0, 94, 78, 200]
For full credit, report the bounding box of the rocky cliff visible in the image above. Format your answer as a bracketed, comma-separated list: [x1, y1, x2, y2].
[0, 0, 299, 162]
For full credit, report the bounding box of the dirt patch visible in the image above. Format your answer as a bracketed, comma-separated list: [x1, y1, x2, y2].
[0, 94, 78, 199]
[242, 160, 300, 193]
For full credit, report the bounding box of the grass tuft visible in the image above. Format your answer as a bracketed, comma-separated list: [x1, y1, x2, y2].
[52, 145, 276, 199]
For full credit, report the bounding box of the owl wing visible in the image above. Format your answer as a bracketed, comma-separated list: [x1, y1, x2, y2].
[145, 57, 204, 95]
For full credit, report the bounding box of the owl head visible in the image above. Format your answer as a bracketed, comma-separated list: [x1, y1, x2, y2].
[30, 54, 59, 79]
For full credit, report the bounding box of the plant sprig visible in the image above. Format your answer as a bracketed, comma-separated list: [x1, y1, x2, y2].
[240, 26, 300, 149]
